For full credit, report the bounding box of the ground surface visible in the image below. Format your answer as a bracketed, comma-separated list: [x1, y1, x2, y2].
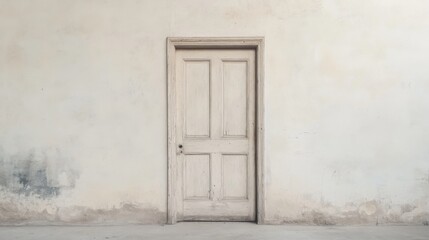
[0, 223, 428, 240]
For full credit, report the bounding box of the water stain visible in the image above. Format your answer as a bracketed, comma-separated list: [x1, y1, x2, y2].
[0, 148, 78, 198]
[0, 200, 165, 225]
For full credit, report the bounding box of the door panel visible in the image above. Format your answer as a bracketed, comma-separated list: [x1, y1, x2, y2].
[222, 61, 248, 137]
[184, 60, 211, 138]
[176, 49, 255, 221]
[222, 154, 248, 200]
[184, 154, 211, 200]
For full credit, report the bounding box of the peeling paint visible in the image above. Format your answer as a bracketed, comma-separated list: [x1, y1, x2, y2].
[0, 191, 165, 225]
[267, 198, 429, 225]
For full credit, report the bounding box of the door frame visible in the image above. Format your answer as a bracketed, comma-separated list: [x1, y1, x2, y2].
[167, 37, 265, 224]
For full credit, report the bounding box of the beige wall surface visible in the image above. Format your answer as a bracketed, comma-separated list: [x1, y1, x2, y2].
[1, 0, 428, 225]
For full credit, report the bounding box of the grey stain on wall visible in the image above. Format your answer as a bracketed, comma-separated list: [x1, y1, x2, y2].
[0, 148, 78, 198]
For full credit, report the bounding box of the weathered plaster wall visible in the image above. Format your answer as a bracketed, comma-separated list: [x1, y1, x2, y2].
[1, 0, 428, 225]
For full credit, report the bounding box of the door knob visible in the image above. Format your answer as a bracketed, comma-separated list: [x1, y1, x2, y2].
[177, 144, 183, 154]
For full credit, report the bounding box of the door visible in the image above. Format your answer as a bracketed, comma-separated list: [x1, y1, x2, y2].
[175, 49, 256, 221]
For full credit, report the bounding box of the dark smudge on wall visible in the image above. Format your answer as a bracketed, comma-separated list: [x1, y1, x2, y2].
[0, 147, 79, 198]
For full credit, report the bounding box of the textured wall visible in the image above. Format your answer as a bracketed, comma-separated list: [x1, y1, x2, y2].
[1, 0, 428, 225]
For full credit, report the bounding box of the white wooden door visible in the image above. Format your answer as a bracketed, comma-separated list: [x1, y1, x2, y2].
[175, 49, 256, 221]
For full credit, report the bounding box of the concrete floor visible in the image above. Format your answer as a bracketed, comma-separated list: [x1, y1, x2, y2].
[0, 223, 428, 240]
